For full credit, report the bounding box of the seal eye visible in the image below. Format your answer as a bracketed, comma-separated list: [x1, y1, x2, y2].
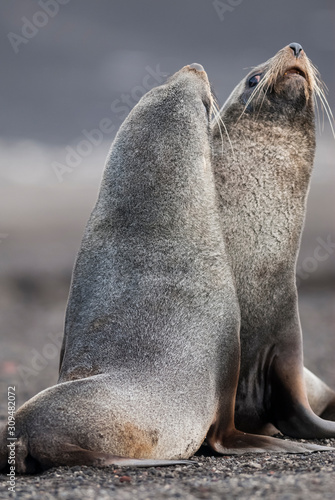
[248, 74, 261, 88]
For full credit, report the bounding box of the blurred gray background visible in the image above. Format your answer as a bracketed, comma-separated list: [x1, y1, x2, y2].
[0, 0, 334, 411]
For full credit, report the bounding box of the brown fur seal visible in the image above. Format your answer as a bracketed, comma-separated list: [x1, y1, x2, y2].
[212, 43, 335, 437]
[1, 62, 329, 475]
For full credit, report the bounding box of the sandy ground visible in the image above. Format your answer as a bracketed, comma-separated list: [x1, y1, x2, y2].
[0, 278, 334, 499]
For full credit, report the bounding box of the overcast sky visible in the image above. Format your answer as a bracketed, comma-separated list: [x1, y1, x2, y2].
[1, 0, 334, 145]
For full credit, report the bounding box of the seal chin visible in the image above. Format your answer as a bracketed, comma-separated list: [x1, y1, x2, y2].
[273, 60, 310, 102]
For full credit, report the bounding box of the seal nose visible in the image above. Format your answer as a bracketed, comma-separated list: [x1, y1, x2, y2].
[189, 63, 205, 72]
[289, 42, 303, 58]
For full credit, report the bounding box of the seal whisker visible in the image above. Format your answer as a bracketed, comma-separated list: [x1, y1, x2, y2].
[317, 90, 326, 133]
[213, 101, 236, 159]
[212, 104, 225, 159]
[255, 80, 273, 120]
[316, 86, 334, 121]
[317, 92, 335, 138]
[314, 94, 322, 134]
[314, 84, 335, 138]
[211, 89, 221, 113]
[294, 57, 335, 137]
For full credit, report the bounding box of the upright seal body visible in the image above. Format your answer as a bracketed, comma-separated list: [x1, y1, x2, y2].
[56, 63, 242, 462]
[0, 63, 331, 475]
[1, 64, 235, 471]
[212, 43, 335, 437]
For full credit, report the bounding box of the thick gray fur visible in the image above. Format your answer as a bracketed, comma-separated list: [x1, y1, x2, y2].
[1, 61, 333, 475]
[0, 65, 241, 472]
[212, 44, 335, 437]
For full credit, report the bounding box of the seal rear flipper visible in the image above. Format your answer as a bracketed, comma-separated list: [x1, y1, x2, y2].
[1, 439, 193, 474]
[269, 358, 335, 438]
[320, 402, 335, 422]
[49, 443, 194, 469]
[304, 367, 335, 421]
[207, 430, 334, 455]
[0, 423, 193, 474]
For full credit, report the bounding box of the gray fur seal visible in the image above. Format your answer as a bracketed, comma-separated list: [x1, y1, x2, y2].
[1, 62, 328, 475]
[212, 43, 335, 437]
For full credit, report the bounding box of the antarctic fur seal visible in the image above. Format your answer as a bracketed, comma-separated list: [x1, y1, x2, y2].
[212, 43, 335, 437]
[0, 62, 331, 475]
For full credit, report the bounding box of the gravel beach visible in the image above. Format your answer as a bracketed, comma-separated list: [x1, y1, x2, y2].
[0, 278, 334, 499]
[1, 443, 335, 499]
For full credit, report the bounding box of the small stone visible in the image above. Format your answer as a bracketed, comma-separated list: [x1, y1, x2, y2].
[248, 461, 262, 469]
[119, 475, 132, 483]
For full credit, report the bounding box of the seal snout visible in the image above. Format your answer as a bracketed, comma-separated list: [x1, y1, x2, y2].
[276, 43, 309, 85]
[289, 42, 303, 58]
[189, 63, 205, 72]
[185, 63, 211, 97]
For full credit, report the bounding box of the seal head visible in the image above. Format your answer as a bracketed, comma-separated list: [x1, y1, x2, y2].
[222, 43, 317, 116]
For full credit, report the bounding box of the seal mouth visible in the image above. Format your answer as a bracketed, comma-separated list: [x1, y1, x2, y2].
[283, 67, 306, 79]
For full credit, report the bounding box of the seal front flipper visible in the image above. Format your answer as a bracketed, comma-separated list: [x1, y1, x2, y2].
[304, 367, 335, 421]
[207, 429, 334, 455]
[269, 354, 335, 439]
